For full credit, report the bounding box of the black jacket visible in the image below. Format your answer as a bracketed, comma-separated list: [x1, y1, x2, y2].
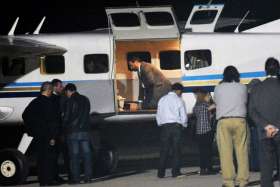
[22, 95, 59, 140]
[62, 92, 91, 134]
[249, 77, 280, 139]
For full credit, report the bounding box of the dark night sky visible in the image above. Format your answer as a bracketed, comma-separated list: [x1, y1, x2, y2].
[0, 0, 280, 34]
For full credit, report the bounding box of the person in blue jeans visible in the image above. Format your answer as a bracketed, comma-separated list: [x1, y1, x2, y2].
[62, 83, 93, 184]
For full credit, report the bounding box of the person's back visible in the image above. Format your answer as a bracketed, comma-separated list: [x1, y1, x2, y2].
[156, 83, 187, 178]
[251, 78, 280, 128]
[214, 66, 249, 187]
[214, 82, 247, 120]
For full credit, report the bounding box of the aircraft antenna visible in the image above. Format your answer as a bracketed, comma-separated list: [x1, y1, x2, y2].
[136, 1, 140, 7]
[8, 17, 19, 36]
[33, 16, 46, 34]
[207, 0, 214, 7]
[234, 11, 250, 33]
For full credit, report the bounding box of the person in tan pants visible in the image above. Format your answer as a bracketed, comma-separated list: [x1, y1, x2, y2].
[214, 66, 249, 187]
[216, 118, 249, 187]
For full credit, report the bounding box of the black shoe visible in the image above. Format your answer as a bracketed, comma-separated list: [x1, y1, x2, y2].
[83, 178, 93, 183]
[157, 170, 165, 178]
[172, 172, 185, 178]
[56, 176, 66, 184]
[157, 173, 165, 178]
[200, 168, 217, 175]
[68, 180, 81, 185]
[40, 181, 62, 186]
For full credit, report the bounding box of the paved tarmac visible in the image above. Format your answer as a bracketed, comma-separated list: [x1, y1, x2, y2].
[19, 167, 264, 187]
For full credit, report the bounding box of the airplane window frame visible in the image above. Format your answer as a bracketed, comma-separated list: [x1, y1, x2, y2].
[184, 50, 212, 70]
[2, 57, 26, 77]
[190, 10, 218, 25]
[40, 55, 65, 74]
[159, 50, 181, 70]
[84, 54, 109, 74]
[144, 12, 174, 26]
[110, 13, 140, 27]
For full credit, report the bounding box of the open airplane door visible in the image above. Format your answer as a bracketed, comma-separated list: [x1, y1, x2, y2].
[105, 6, 180, 40]
[185, 4, 224, 32]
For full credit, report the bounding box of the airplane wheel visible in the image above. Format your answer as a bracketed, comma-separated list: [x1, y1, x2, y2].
[97, 144, 118, 174]
[0, 149, 29, 186]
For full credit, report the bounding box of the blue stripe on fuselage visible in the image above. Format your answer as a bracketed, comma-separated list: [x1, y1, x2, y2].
[182, 71, 266, 81]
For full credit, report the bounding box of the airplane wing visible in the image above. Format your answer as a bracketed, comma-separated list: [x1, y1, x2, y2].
[0, 36, 67, 58]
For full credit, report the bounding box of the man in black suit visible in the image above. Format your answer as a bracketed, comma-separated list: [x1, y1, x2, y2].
[249, 57, 280, 187]
[22, 82, 60, 186]
[128, 57, 171, 109]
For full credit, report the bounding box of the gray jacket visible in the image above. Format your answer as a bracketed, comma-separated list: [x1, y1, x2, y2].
[249, 77, 280, 139]
[139, 62, 171, 109]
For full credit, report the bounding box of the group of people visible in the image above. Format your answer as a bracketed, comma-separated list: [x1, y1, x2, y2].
[22, 80, 93, 186]
[21, 56, 280, 187]
[155, 58, 280, 187]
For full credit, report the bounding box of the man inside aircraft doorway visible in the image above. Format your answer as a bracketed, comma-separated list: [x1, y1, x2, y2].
[128, 57, 171, 109]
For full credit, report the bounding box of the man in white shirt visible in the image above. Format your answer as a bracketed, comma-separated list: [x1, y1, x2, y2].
[214, 66, 249, 187]
[156, 83, 188, 178]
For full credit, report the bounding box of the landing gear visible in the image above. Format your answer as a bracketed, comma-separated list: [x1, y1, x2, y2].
[0, 149, 29, 186]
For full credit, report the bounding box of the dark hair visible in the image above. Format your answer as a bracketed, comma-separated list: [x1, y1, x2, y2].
[40, 81, 52, 93]
[172, 83, 184, 91]
[128, 56, 142, 63]
[64, 83, 77, 92]
[222, 66, 240, 83]
[193, 87, 208, 94]
[265, 57, 280, 76]
[51, 79, 62, 87]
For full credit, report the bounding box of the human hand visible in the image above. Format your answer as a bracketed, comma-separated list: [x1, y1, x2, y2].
[265, 125, 279, 138]
[208, 104, 216, 111]
[49, 139, 56, 146]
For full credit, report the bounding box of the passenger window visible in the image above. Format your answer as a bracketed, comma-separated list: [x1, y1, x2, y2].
[127, 51, 151, 71]
[1, 57, 25, 76]
[2, 57, 25, 76]
[144, 12, 174, 26]
[84, 54, 109, 74]
[185, 50, 212, 70]
[40, 55, 65, 74]
[160, 50, 181, 70]
[111, 13, 140, 27]
[190, 10, 218, 25]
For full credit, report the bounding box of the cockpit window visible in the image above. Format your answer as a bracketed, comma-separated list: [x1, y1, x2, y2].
[111, 13, 140, 27]
[190, 10, 218, 25]
[2, 57, 25, 76]
[160, 50, 181, 70]
[185, 50, 212, 70]
[40, 55, 65, 74]
[84, 54, 109, 74]
[144, 12, 174, 26]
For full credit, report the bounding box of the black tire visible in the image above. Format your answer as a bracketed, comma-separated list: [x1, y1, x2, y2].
[95, 144, 118, 175]
[0, 149, 29, 186]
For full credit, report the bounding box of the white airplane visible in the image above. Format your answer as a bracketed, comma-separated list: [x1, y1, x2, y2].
[0, 3, 279, 185]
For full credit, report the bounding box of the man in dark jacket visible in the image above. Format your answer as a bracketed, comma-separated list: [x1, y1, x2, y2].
[249, 57, 280, 187]
[22, 82, 60, 186]
[128, 57, 171, 109]
[62, 83, 93, 184]
[50, 79, 67, 183]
